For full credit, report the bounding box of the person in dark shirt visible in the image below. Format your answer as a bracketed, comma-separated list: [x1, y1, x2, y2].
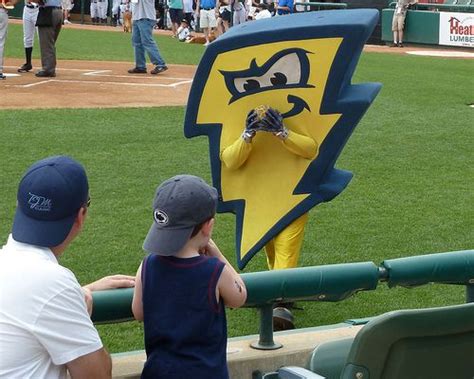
[132, 174, 247, 379]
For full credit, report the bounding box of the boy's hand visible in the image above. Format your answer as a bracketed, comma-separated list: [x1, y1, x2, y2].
[200, 239, 224, 259]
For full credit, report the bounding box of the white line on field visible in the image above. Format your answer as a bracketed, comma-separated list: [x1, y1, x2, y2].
[17, 80, 54, 88]
[83, 70, 112, 76]
[15, 79, 192, 88]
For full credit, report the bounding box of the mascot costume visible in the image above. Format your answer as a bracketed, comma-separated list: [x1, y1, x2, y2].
[184, 9, 381, 328]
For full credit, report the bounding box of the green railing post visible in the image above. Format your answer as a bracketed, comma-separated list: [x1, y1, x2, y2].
[467, 283, 474, 303]
[250, 304, 283, 350]
[80, 0, 85, 24]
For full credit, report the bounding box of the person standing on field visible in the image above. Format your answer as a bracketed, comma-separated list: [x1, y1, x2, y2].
[128, 0, 168, 74]
[18, 1, 39, 73]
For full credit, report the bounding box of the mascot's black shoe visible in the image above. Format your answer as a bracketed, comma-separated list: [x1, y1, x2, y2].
[273, 307, 295, 331]
[18, 64, 33, 73]
[35, 70, 56, 77]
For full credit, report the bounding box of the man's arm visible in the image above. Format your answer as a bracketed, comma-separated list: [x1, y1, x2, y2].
[67, 348, 112, 379]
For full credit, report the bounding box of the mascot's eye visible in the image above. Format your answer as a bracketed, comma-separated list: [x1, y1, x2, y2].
[270, 72, 287, 86]
[243, 79, 261, 91]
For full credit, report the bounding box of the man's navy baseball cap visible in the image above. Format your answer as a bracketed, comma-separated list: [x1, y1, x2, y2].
[12, 156, 89, 247]
[143, 175, 218, 256]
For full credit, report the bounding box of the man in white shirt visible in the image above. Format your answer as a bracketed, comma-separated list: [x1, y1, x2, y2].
[0, 156, 135, 379]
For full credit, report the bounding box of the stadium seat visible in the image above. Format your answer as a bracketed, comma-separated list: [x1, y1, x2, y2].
[443, 0, 457, 4]
[308, 302, 474, 379]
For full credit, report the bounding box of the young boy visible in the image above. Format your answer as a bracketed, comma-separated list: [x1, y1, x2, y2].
[132, 174, 247, 379]
[177, 19, 191, 42]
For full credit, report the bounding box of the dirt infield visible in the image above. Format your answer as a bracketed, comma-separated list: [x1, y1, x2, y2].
[2, 21, 472, 110]
[1, 58, 196, 109]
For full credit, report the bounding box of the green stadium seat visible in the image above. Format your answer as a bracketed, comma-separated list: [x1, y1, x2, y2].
[455, 0, 470, 4]
[307, 302, 474, 379]
[443, 0, 457, 4]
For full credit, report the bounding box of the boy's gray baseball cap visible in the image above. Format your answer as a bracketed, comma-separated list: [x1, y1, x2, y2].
[143, 175, 218, 256]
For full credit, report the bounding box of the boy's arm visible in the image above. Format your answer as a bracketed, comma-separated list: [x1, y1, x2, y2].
[131, 263, 144, 321]
[203, 239, 247, 308]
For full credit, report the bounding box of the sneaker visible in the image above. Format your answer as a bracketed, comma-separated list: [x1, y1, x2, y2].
[0, 73, 6, 80]
[64, 19, 72, 24]
[204, 41, 210, 46]
[150, 65, 168, 75]
[273, 307, 295, 331]
[389, 43, 397, 47]
[128, 67, 147, 74]
[18, 63, 33, 73]
[35, 70, 56, 77]
[398, 43, 404, 48]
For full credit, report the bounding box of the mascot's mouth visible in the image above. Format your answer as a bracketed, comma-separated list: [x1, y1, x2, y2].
[281, 95, 310, 119]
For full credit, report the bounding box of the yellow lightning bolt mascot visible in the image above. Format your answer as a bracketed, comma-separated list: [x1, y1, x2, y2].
[184, 9, 381, 327]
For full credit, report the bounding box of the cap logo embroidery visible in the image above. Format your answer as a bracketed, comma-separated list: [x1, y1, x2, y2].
[154, 210, 169, 225]
[28, 192, 52, 212]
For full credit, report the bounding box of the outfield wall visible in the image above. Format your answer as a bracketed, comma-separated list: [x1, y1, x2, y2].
[382, 7, 474, 48]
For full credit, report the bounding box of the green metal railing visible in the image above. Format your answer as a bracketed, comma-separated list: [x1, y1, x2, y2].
[294, 2, 348, 11]
[91, 249, 474, 350]
[389, 1, 474, 12]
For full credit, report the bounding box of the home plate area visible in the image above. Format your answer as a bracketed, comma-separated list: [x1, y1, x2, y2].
[1, 58, 196, 109]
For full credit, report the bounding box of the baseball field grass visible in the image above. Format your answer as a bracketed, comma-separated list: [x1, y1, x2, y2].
[1, 25, 473, 353]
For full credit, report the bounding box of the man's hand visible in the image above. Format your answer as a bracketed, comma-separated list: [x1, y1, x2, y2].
[83, 275, 135, 292]
[82, 287, 93, 316]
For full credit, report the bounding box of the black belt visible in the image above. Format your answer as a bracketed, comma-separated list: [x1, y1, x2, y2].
[26, 4, 39, 8]
[201, 7, 214, 10]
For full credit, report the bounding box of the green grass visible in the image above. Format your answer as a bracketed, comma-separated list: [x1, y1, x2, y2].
[4, 23, 205, 64]
[1, 26, 473, 353]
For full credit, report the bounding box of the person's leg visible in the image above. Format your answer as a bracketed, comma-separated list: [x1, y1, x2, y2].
[391, 14, 398, 46]
[0, 10, 8, 77]
[132, 19, 147, 70]
[271, 213, 309, 270]
[398, 16, 405, 46]
[206, 9, 216, 43]
[139, 19, 166, 68]
[19, 9, 35, 70]
[264, 239, 276, 271]
[38, 25, 57, 73]
[200, 9, 211, 42]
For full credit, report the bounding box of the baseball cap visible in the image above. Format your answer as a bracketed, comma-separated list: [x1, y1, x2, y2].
[143, 175, 218, 256]
[12, 156, 89, 247]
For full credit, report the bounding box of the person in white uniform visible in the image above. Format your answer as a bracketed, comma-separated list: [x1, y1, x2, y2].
[18, 1, 39, 73]
[0, 155, 135, 379]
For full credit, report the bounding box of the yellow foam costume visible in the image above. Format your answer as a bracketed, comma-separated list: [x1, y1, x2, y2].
[221, 130, 317, 270]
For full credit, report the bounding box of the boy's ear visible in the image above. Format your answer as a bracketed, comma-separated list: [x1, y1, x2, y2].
[201, 218, 215, 236]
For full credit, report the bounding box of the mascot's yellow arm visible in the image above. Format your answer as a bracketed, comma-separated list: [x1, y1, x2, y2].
[220, 130, 318, 170]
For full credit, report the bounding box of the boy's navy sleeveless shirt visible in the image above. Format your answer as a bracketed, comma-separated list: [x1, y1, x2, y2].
[141, 254, 228, 379]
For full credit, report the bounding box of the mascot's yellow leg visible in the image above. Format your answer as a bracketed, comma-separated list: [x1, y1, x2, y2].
[265, 213, 309, 270]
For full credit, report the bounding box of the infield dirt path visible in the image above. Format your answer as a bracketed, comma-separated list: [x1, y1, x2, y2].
[1, 58, 196, 109]
[2, 21, 472, 110]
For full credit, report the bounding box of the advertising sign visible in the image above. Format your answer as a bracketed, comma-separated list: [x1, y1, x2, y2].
[439, 12, 474, 48]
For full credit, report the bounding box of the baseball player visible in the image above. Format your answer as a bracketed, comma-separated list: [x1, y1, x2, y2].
[111, 0, 122, 26]
[90, 0, 107, 23]
[18, 1, 39, 73]
[0, 3, 8, 80]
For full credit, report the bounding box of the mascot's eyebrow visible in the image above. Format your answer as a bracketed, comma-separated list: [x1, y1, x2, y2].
[220, 48, 314, 103]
